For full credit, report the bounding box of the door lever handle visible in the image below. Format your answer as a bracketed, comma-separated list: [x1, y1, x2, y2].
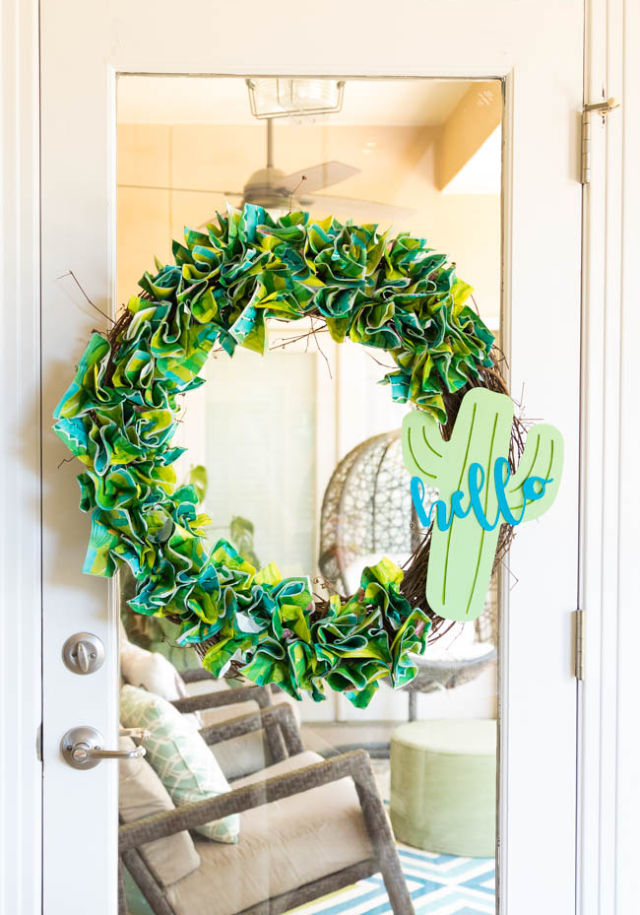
[119, 727, 150, 741]
[61, 726, 147, 770]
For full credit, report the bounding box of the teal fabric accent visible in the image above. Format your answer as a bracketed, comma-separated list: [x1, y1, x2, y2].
[120, 685, 239, 843]
[123, 869, 155, 915]
[52, 203, 496, 705]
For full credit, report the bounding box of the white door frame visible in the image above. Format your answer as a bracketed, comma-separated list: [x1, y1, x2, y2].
[8, 0, 639, 912]
[0, 2, 41, 915]
[578, 0, 640, 912]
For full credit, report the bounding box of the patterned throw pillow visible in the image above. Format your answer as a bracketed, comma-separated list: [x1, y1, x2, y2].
[120, 684, 239, 843]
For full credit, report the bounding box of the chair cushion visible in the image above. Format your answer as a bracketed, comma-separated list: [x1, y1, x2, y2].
[120, 685, 239, 844]
[182, 678, 268, 778]
[167, 751, 373, 915]
[118, 736, 200, 887]
[184, 677, 230, 697]
[198, 701, 259, 729]
[198, 701, 268, 781]
[120, 642, 203, 729]
[199, 700, 268, 780]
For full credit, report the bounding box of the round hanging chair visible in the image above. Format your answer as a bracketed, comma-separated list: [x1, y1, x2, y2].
[318, 429, 497, 718]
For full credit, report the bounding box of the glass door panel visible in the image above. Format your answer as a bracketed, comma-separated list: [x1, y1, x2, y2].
[116, 75, 502, 914]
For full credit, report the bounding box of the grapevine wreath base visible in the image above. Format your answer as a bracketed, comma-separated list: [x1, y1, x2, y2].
[54, 204, 521, 707]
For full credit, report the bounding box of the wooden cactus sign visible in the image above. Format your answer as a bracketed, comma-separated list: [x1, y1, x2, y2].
[402, 388, 563, 621]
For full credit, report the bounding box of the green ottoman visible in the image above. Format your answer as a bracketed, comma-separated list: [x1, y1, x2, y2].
[390, 719, 496, 857]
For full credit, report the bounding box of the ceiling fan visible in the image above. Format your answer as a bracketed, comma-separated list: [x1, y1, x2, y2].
[198, 118, 415, 222]
[120, 118, 415, 224]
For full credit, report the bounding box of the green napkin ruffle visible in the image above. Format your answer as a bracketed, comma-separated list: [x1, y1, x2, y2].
[52, 203, 493, 705]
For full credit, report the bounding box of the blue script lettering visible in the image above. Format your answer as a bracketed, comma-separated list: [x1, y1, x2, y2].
[410, 476, 452, 529]
[411, 457, 553, 533]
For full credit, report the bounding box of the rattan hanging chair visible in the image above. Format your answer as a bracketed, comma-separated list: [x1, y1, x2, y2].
[318, 429, 497, 720]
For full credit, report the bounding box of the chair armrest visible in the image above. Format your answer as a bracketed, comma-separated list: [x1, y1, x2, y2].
[171, 684, 272, 714]
[119, 749, 371, 852]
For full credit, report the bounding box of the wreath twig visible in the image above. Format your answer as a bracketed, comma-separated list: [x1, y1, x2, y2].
[53, 203, 517, 707]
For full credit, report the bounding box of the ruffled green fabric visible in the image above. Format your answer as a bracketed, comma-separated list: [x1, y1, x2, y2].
[199, 551, 430, 706]
[53, 204, 493, 705]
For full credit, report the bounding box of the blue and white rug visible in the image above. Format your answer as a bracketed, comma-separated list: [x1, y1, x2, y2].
[290, 846, 495, 914]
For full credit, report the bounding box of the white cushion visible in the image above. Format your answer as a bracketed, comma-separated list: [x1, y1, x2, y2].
[167, 752, 373, 915]
[416, 621, 494, 663]
[200, 701, 268, 781]
[118, 736, 200, 887]
[120, 685, 239, 844]
[121, 643, 186, 698]
[120, 642, 202, 729]
[184, 677, 230, 697]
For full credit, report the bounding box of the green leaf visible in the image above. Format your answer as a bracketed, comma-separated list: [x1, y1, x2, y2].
[229, 515, 260, 568]
[188, 464, 208, 503]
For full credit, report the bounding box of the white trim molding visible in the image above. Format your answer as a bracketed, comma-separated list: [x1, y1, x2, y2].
[0, 1, 42, 914]
[3, 0, 638, 910]
[579, 0, 640, 911]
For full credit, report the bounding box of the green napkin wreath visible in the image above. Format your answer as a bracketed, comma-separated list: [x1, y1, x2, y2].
[53, 203, 504, 707]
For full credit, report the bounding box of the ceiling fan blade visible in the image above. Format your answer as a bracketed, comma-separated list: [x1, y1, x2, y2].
[118, 183, 243, 197]
[278, 161, 360, 195]
[305, 194, 416, 222]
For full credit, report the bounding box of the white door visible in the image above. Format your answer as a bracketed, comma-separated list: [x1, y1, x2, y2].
[40, 2, 583, 913]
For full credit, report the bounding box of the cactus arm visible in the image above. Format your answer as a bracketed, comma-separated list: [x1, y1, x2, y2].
[506, 423, 564, 522]
[401, 409, 448, 486]
[426, 389, 514, 622]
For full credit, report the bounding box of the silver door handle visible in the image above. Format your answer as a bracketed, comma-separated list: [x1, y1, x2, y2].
[119, 727, 150, 741]
[61, 726, 148, 770]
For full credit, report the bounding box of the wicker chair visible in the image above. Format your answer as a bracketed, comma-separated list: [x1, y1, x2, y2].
[120, 632, 304, 779]
[319, 429, 498, 722]
[119, 702, 413, 915]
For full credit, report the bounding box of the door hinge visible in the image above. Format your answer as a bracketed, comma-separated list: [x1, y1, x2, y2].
[581, 97, 621, 185]
[575, 609, 585, 681]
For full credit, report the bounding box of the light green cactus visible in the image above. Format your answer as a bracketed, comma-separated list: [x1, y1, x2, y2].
[402, 388, 563, 621]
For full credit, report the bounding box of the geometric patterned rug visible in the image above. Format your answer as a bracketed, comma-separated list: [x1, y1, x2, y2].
[290, 753, 496, 915]
[290, 846, 495, 914]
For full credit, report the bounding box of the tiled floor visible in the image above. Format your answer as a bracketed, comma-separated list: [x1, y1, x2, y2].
[290, 846, 495, 914]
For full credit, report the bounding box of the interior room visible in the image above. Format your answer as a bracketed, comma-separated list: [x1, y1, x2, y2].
[115, 75, 502, 914]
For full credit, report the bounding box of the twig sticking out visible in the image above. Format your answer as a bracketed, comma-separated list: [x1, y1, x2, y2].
[57, 270, 115, 324]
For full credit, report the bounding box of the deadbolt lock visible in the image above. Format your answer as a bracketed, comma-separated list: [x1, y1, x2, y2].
[62, 632, 105, 675]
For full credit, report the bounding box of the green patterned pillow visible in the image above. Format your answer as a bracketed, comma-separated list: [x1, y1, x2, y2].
[120, 684, 239, 843]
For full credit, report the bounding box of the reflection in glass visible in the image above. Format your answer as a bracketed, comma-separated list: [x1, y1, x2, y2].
[117, 75, 501, 915]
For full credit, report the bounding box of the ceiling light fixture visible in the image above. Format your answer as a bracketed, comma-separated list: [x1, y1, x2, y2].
[246, 78, 345, 119]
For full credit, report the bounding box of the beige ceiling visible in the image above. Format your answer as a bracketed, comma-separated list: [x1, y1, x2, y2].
[117, 76, 472, 127]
